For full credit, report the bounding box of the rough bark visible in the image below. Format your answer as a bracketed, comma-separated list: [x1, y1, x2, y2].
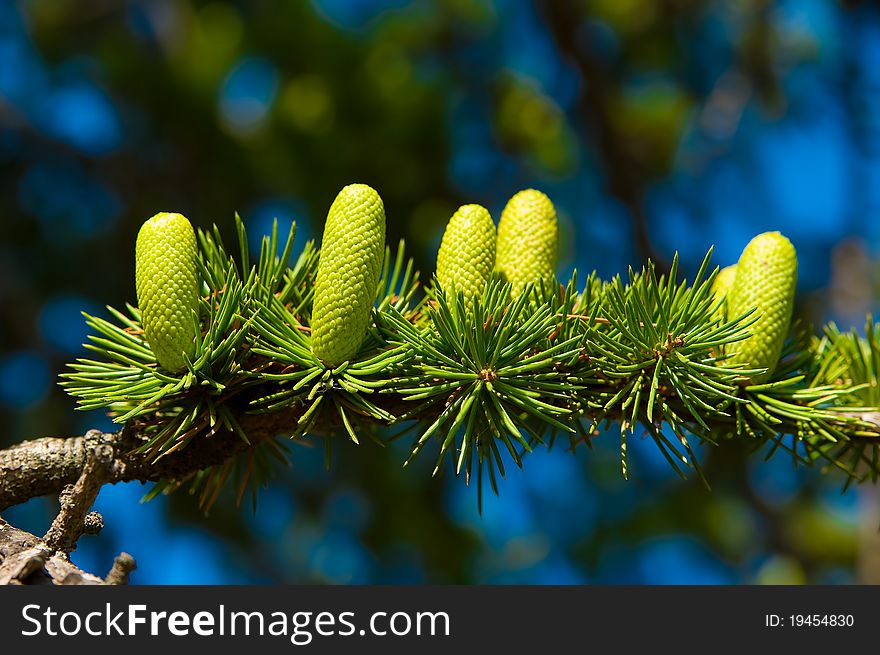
[0, 435, 140, 585]
[43, 444, 113, 553]
[0, 517, 134, 585]
[0, 408, 297, 511]
[0, 403, 877, 584]
[0, 409, 301, 584]
[2, 406, 878, 513]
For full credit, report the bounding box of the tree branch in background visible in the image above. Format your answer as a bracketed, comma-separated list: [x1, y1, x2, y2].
[536, 0, 666, 270]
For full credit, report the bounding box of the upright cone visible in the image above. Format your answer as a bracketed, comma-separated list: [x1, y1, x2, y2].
[710, 264, 737, 323]
[135, 212, 200, 372]
[436, 204, 496, 305]
[495, 189, 558, 295]
[726, 232, 797, 382]
[311, 184, 386, 366]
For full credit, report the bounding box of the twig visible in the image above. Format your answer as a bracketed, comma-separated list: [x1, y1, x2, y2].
[841, 411, 880, 430]
[563, 313, 659, 328]
[0, 517, 120, 585]
[105, 552, 137, 585]
[43, 444, 113, 553]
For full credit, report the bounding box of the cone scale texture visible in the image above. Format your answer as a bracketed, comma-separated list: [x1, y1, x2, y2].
[726, 232, 797, 382]
[135, 212, 200, 372]
[710, 264, 737, 323]
[495, 189, 558, 294]
[436, 204, 496, 304]
[311, 184, 386, 366]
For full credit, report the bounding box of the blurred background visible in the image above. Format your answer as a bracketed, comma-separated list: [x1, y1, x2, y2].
[2, 0, 880, 584]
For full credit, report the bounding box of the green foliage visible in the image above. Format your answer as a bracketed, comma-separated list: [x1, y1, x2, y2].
[62, 218, 880, 511]
[379, 276, 585, 512]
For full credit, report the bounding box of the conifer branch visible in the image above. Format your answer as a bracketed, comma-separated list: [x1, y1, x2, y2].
[1, 191, 878, 520]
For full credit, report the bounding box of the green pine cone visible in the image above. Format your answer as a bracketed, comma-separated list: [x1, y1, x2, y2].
[726, 232, 797, 382]
[135, 212, 200, 372]
[495, 188, 558, 295]
[311, 183, 386, 366]
[710, 264, 737, 323]
[436, 204, 496, 304]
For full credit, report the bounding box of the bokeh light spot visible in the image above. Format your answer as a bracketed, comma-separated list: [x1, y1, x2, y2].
[37, 82, 122, 155]
[0, 350, 51, 410]
[38, 294, 100, 355]
[219, 56, 279, 136]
